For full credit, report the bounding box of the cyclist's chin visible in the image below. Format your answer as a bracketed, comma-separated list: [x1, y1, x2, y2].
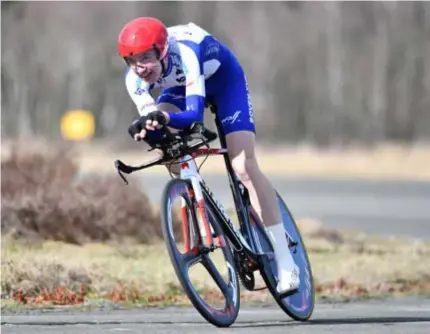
[137, 71, 160, 84]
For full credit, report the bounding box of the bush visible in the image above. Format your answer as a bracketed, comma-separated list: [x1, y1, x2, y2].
[1, 145, 78, 200]
[1, 145, 179, 244]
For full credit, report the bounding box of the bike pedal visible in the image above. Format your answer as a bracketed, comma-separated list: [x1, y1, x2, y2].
[277, 287, 299, 299]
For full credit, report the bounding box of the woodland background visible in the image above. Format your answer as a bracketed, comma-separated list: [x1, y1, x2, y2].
[2, 1, 430, 147]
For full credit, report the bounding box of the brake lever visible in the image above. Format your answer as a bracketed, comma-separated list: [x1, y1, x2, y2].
[117, 169, 129, 185]
[115, 160, 130, 185]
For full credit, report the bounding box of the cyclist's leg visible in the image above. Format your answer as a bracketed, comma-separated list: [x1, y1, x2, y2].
[213, 73, 280, 227]
[155, 86, 186, 175]
[214, 71, 300, 294]
[226, 131, 281, 226]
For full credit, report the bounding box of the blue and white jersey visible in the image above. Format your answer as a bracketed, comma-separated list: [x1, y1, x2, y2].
[125, 22, 244, 129]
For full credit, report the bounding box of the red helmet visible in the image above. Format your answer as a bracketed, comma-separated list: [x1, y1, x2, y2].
[117, 17, 168, 59]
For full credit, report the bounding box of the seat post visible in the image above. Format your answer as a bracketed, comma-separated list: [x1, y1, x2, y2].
[206, 102, 247, 227]
[207, 102, 227, 149]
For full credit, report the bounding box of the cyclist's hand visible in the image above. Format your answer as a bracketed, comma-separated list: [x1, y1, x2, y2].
[128, 111, 170, 141]
[128, 116, 147, 141]
[144, 111, 169, 131]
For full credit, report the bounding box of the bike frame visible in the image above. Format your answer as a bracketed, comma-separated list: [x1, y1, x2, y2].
[177, 150, 255, 254]
[175, 104, 273, 267]
[115, 105, 314, 322]
[114, 104, 274, 265]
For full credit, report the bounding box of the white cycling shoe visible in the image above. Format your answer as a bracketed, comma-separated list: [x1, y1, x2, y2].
[276, 265, 300, 297]
[266, 223, 300, 297]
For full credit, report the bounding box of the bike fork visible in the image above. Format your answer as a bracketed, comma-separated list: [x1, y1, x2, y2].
[179, 155, 221, 251]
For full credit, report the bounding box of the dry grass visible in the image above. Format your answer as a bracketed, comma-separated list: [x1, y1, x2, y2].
[2, 222, 430, 308]
[1, 141, 430, 310]
[75, 142, 430, 180]
[3, 140, 430, 180]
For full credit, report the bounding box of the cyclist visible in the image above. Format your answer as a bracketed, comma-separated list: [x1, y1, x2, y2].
[118, 17, 299, 296]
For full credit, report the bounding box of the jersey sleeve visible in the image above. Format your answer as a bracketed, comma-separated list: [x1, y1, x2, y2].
[125, 70, 158, 116]
[166, 42, 206, 129]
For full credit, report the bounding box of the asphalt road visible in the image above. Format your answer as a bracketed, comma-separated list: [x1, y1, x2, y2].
[133, 173, 430, 239]
[2, 298, 430, 333]
[39, 172, 427, 334]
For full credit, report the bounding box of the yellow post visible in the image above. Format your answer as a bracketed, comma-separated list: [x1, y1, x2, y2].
[60, 110, 95, 140]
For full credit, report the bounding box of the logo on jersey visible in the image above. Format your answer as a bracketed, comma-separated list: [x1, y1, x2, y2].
[204, 43, 220, 57]
[167, 52, 187, 84]
[134, 88, 145, 95]
[221, 110, 242, 125]
[182, 62, 189, 76]
[248, 96, 254, 124]
[186, 104, 196, 111]
[244, 77, 255, 124]
[170, 52, 182, 67]
[175, 68, 186, 83]
[143, 102, 155, 108]
[156, 77, 166, 85]
[163, 92, 183, 101]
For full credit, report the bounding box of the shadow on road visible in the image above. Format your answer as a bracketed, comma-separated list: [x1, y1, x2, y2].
[234, 316, 430, 328]
[308, 317, 430, 325]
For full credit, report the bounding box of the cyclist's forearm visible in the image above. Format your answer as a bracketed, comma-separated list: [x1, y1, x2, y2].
[167, 95, 205, 128]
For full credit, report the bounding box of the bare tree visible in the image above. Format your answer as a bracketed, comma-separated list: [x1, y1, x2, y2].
[1, 1, 429, 145]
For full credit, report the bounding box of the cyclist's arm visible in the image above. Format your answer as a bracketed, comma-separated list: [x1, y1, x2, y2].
[166, 43, 205, 128]
[125, 70, 157, 116]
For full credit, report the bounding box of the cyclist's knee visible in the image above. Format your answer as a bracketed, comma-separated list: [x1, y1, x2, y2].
[226, 131, 259, 182]
[231, 155, 259, 183]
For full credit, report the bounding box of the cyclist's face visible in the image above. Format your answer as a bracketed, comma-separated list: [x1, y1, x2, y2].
[126, 50, 162, 83]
